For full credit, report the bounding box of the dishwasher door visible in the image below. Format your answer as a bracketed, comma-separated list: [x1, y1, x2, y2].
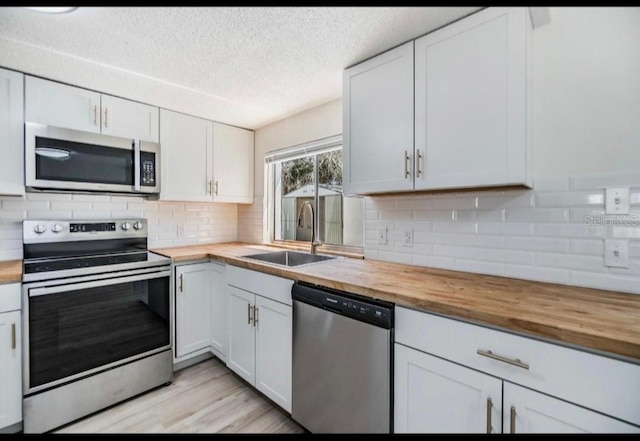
[292, 287, 392, 433]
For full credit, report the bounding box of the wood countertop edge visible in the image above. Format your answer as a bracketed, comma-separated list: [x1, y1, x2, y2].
[0, 260, 22, 285]
[152, 245, 640, 361]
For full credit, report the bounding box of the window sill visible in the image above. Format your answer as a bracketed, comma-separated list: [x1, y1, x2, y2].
[268, 241, 364, 260]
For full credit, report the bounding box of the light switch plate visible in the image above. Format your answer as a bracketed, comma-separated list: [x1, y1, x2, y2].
[605, 188, 630, 214]
[604, 239, 629, 268]
[403, 229, 413, 247]
[377, 227, 387, 245]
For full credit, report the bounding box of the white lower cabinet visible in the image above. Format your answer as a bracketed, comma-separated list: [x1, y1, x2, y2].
[227, 266, 293, 413]
[0, 283, 22, 432]
[175, 262, 210, 358]
[209, 262, 228, 363]
[395, 306, 640, 434]
[395, 344, 502, 433]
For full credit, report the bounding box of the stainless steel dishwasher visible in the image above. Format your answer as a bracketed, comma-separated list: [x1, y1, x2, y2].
[292, 282, 393, 433]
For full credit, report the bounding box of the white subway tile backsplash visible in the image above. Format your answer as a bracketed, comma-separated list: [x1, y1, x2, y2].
[477, 222, 533, 236]
[536, 191, 604, 207]
[506, 237, 570, 253]
[3, 200, 49, 210]
[378, 251, 413, 265]
[570, 239, 604, 256]
[357, 173, 640, 293]
[432, 222, 477, 234]
[432, 196, 477, 210]
[505, 264, 571, 285]
[535, 223, 605, 238]
[72, 210, 111, 219]
[28, 192, 72, 201]
[91, 202, 127, 211]
[364, 210, 379, 220]
[28, 210, 72, 220]
[71, 194, 110, 202]
[111, 210, 144, 219]
[455, 259, 505, 277]
[0, 210, 26, 221]
[536, 252, 605, 272]
[532, 176, 570, 192]
[50, 201, 92, 211]
[505, 208, 568, 223]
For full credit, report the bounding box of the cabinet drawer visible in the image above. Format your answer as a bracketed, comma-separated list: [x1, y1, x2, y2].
[0, 283, 21, 313]
[227, 265, 293, 306]
[396, 306, 640, 427]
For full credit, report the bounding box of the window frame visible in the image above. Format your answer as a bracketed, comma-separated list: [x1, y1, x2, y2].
[264, 135, 364, 256]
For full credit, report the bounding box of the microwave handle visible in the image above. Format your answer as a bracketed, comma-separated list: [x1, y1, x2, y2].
[133, 139, 141, 191]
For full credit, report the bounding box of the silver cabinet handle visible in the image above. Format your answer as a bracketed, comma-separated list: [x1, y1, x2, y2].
[249, 305, 255, 326]
[247, 303, 251, 325]
[104, 107, 108, 128]
[93, 105, 98, 126]
[214, 180, 219, 196]
[208, 180, 212, 195]
[486, 397, 492, 434]
[11, 323, 16, 350]
[416, 149, 422, 178]
[254, 306, 258, 327]
[179, 274, 183, 292]
[477, 349, 529, 370]
[510, 406, 516, 433]
[404, 150, 411, 178]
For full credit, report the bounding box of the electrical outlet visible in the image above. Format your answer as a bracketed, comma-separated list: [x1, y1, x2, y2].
[377, 227, 387, 245]
[177, 224, 185, 238]
[605, 188, 630, 214]
[604, 239, 629, 268]
[403, 228, 413, 247]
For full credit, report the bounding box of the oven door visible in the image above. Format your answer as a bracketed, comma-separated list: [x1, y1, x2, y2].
[23, 267, 171, 395]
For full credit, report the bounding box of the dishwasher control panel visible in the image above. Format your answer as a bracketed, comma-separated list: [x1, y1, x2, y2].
[293, 282, 393, 329]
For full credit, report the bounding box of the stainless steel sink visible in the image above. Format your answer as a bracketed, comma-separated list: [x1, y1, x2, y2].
[242, 250, 337, 267]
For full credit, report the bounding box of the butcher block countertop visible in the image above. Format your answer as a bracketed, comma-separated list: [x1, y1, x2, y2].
[0, 260, 21, 284]
[153, 242, 640, 361]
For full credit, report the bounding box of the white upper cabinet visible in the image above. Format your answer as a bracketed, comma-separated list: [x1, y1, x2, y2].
[212, 122, 254, 204]
[160, 109, 213, 202]
[415, 7, 532, 190]
[343, 41, 414, 195]
[343, 7, 532, 195]
[101, 94, 159, 142]
[25, 76, 159, 142]
[26, 75, 101, 133]
[160, 113, 254, 203]
[0, 68, 24, 196]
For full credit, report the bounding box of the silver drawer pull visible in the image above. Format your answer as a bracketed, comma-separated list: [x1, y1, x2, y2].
[477, 349, 529, 370]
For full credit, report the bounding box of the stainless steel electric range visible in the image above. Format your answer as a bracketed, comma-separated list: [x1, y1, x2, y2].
[21, 219, 173, 433]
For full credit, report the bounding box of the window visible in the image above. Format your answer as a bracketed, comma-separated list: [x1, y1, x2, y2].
[266, 136, 363, 251]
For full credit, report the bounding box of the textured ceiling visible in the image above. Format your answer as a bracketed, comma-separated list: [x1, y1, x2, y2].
[0, 7, 482, 129]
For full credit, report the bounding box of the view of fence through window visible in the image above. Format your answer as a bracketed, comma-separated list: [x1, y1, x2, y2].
[273, 149, 363, 248]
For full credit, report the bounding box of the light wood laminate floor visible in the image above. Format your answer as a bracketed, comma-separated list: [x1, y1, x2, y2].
[55, 357, 305, 434]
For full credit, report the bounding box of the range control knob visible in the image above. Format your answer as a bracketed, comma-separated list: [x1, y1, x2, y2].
[133, 221, 144, 230]
[121, 222, 132, 231]
[51, 224, 64, 233]
[34, 224, 46, 234]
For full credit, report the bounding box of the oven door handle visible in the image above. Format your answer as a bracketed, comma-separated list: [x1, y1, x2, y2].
[28, 269, 171, 297]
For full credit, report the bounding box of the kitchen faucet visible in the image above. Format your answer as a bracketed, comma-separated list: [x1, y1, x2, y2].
[297, 201, 321, 254]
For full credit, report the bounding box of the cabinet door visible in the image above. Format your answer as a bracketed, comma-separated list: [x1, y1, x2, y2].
[504, 382, 640, 434]
[212, 122, 254, 204]
[415, 7, 529, 190]
[227, 286, 256, 385]
[209, 262, 228, 363]
[25, 76, 101, 133]
[255, 295, 292, 413]
[343, 41, 414, 195]
[0, 68, 24, 196]
[0, 311, 22, 430]
[175, 263, 210, 358]
[159, 109, 213, 201]
[395, 344, 502, 433]
[101, 95, 159, 142]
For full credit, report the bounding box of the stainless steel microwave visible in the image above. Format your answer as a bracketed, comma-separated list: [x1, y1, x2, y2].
[25, 122, 160, 195]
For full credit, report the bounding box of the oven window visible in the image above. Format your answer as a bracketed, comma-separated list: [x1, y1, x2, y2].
[28, 276, 169, 389]
[35, 136, 134, 186]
